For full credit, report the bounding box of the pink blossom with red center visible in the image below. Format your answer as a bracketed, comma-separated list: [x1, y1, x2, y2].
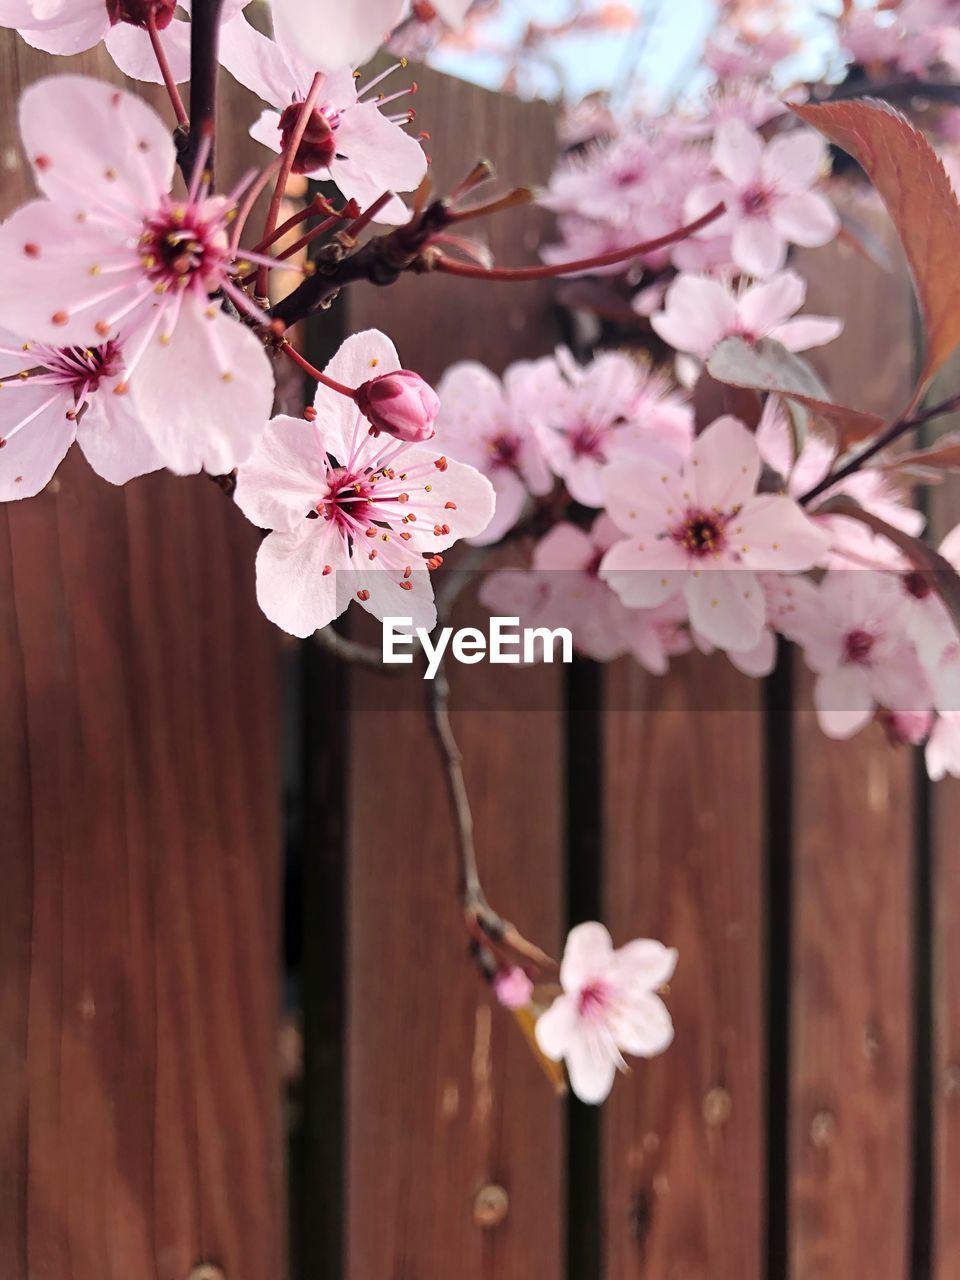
[0, 326, 162, 499]
[685, 118, 840, 277]
[531, 348, 694, 508]
[0, 0, 249, 85]
[786, 570, 933, 740]
[600, 415, 828, 652]
[220, 10, 426, 221]
[234, 330, 495, 638]
[435, 358, 553, 544]
[650, 269, 842, 360]
[535, 922, 677, 1105]
[0, 76, 277, 475]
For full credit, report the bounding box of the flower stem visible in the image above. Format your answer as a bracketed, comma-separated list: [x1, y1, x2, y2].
[431, 202, 726, 281]
[281, 342, 356, 399]
[257, 73, 326, 298]
[147, 10, 188, 127]
[185, 0, 225, 183]
[799, 389, 960, 505]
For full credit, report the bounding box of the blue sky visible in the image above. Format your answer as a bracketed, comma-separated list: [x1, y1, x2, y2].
[429, 0, 846, 107]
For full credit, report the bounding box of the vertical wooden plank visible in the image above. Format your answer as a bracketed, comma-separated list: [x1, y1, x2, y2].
[788, 210, 917, 1279]
[0, 31, 284, 1280]
[924, 355, 960, 1278]
[603, 658, 767, 1277]
[343, 66, 566, 1279]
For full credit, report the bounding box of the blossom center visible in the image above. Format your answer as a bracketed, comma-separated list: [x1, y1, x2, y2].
[316, 466, 375, 528]
[903, 570, 932, 601]
[140, 203, 228, 292]
[106, 0, 175, 30]
[844, 628, 875, 666]
[278, 103, 337, 175]
[673, 509, 727, 558]
[741, 185, 772, 216]
[489, 432, 521, 470]
[577, 980, 612, 1020]
[569, 422, 606, 460]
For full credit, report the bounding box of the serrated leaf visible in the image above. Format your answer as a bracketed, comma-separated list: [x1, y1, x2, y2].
[792, 98, 960, 396]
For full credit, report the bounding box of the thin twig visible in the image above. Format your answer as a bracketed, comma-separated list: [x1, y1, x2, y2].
[314, 626, 400, 670]
[800, 389, 960, 505]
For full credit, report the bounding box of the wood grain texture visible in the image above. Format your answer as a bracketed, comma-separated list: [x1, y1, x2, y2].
[0, 30, 284, 1280]
[342, 66, 566, 1280]
[602, 657, 766, 1279]
[787, 206, 918, 1280]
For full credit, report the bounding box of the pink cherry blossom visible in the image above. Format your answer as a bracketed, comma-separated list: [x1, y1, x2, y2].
[219, 12, 426, 220]
[435, 359, 553, 544]
[650, 270, 842, 360]
[0, 0, 248, 84]
[481, 515, 693, 669]
[0, 76, 275, 475]
[600, 416, 828, 651]
[0, 326, 161, 499]
[532, 348, 694, 508]
[535, 922, 677, 1105]
[686, 119, 839, 277]
[233, 330, 495, 638]
[789, 571, 932, 739]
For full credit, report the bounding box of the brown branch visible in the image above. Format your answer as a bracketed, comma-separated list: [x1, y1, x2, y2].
[177, 0, 225, 181]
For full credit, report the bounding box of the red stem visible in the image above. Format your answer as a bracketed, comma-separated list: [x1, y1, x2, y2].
[240, 209, 358, 287]
[257, 73, 325, 297]
[250, 193, 336, 254]
[282, 342, 356, 399]
[432, 202, 726, 281]
[148, 9, 189, 127]
[343, 192, 393, 240]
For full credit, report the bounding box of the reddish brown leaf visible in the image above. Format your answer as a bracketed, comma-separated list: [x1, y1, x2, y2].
[882, 431, 960, 473]
[792, 98, 960, 394]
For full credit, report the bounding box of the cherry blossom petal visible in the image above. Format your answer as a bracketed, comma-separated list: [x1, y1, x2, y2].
[814, 666, 875, 739]
[565, 1034, 618, 1105]
[737, 270, 806, 335]
[219, 10, 307, 102]
[128, 298, 274, 475]
[351, 563, 437, 631]
[690, 415, 759, 511]
[249, 107, 283, 156]
[469, 469, 526, 545]
[388, 446, 496, 550]
[560, 921, 614, 992]
[333, 103, 427, 195]
[0, 201, 120, 345]
[255, 524, 347, 638]
[613, 994, 675, 1058]
[727, 628, 777, 677]
[651, 275, 739, 357]
[769, 316, 843, 351]
[234, 414, 329, 533]
[432, 0, 472, 27]
[534, 994, 578, 1061]
[271, 0, 405, 74]
[611, 939, 678, 991]
[685, 567, 764, 650]
[104, 18, 192, 84]
[761, 130, 826, 193]
[713, 118, 764, 186]
[600, 537, 687, 608]
[16, 3, 107, 54]
[926, 715, 960, 781]
[732, 216, 786, 277]
[0, 387, 75, 500]
[76, 389, 164, 485]
[20, 75, 175, 213]
[736, 495, 828, 570]
[770, 191, 839, 247]
[532, 523, 595, 573]
[602, 446, 685, 537]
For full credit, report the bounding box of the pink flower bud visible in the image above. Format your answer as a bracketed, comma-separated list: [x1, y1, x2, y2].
[493, 966, 534, 1010]
[354, 370, 440, 443]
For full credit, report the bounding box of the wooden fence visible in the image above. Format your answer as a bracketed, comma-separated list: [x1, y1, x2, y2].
[2, 25, 960, 1280]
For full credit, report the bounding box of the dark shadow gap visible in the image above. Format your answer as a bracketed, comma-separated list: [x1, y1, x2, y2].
[565, 656, 604, 1280]
[764, 643, 794, 1280]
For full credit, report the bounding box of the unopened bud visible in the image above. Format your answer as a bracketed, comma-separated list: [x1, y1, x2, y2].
[493, 966, 534, 1010]
[354, 369, 439, 443]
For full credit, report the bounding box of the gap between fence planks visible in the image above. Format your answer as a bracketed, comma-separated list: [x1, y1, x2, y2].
[0, 33, 285, 1280]
[338, 64, 567, 1280]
